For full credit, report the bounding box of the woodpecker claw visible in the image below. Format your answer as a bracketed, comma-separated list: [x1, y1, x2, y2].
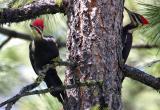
[36, 74, 46, 83]
[51, 57, 78, 68]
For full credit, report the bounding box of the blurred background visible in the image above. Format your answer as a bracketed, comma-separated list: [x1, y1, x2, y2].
[0, 0, 160, 110]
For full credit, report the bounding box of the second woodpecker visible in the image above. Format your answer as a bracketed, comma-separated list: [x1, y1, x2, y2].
[122, 7, 149, 63]
[29, 18, 66, 103]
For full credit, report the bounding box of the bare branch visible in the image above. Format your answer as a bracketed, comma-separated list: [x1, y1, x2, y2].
[141, 59, 160, 68]
[124, 65, 160, 90]
[0, 37, 11, 50]
[0, 0, 68, 24]
[0, 80, 102, 109]
[6, 102, 15, 110]
[0, 27, 32, 41]
[1, 75, 43, 110]
[132, 44, 160, 49]
[0, 88, 52, 108]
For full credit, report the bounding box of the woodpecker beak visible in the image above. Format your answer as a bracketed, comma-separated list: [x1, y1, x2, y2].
[30, 24, 43, 40]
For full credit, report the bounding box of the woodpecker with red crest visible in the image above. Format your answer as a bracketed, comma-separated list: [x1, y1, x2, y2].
[122, 7, 149, 63]
[29, 18, 66, 104]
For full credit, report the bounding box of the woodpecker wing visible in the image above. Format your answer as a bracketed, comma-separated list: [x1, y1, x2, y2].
[122, 33, 133, 63]
[29, 36, 66, 104]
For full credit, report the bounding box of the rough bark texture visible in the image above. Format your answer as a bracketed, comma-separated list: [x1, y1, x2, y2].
[65, 0, 124, 110]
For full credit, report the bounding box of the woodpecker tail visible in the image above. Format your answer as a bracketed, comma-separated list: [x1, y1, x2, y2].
[122, 32, 133, 63]
[124, 7, 149, 26]
[44, 68, 66, 103]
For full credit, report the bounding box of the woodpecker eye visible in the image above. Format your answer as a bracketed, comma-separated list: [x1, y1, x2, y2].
[30, 24, 33, 28]
[140, 16, 149, 25]
[30, 25, 43, 37]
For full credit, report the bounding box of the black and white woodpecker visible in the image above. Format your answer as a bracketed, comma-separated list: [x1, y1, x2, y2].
[122, 7, 149, 63]
[29, 18, 66, 103]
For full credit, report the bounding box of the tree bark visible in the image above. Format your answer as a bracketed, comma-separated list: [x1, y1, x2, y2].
[65, 0, 124, 110]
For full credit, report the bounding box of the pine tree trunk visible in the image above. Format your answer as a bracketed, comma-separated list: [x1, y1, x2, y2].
[65, 0, 124, 110]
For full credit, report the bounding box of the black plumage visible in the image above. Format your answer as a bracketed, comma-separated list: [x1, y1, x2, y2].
[122, 7, 149, 63]
[29, 36, 66, 103]
[122, 24, 135, 63]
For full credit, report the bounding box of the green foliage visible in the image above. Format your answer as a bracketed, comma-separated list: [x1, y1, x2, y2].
[19, 94, 62, 110]
[55, 0, 62, 6]
[123, 78, 160, 110]
[0, 62, 20, 94]
[0, 0, 11, 8]
[8, 0, 34, 8]
[91, 104, 108, 110]
[0, 0, 34, 9]
[91, 104, 101, 110]
[0, 41, 30, 94]
[138, 3, 160, 45]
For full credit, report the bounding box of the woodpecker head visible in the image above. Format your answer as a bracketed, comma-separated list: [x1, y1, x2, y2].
[30, 18, 44, 40]
[129, 12, 149, 26]
[124, 7, 149, 26]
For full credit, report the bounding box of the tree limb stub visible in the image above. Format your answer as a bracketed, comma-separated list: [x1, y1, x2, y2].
[0, 37, 11, 50]
[0, 0, 68, 24]
[132, 44, 160, 49]
[124, 65, 160, 90]
[0, 27, 32, 41]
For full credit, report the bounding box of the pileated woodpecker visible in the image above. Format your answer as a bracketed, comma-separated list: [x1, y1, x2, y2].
[29, 18, 66, 103]
[122, 7, 149, 63]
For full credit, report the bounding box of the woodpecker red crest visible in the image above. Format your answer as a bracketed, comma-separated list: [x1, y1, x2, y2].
[124, 7, 149, 26]
[32, 18, 44, 30]
[31, 18, 44, 35]
[140, 16, 149, 25]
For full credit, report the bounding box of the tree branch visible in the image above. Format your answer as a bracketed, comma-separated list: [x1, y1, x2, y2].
[0, 80, 102, 109]
[0, 27, 32, 41]
[132, 44, 160, 49]
[124, 65, 160, 90]
[0, 37, 11, 50]
[0, 0, 67, 24]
